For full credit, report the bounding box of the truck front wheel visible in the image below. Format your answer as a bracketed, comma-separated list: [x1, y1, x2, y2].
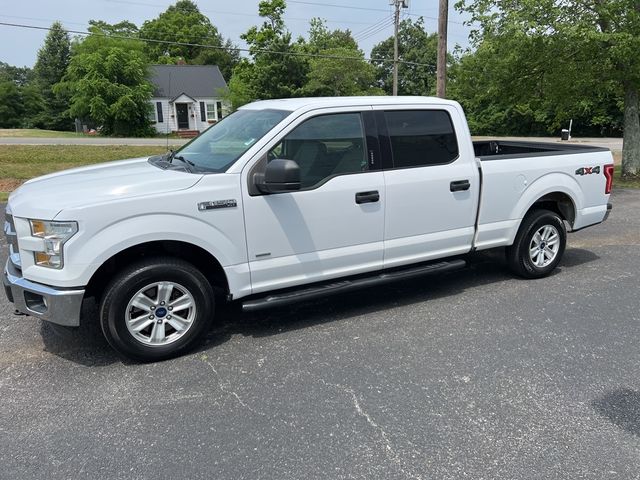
[506, 209, 567, 279]
[100, 257, 214, 362]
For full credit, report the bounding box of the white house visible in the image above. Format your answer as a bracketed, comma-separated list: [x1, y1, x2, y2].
[149, 64, 228, 135]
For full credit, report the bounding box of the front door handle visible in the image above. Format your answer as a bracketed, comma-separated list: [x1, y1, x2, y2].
[450, 180, 471, 192]
[355, 190, 380, 204]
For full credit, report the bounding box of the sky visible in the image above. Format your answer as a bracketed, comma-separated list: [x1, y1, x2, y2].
[0, 0, 474, 68]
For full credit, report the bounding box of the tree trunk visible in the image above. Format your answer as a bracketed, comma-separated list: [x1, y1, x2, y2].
[622, 83, 640, 178]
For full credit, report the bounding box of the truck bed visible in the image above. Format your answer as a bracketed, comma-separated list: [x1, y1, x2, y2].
[473, 140, 609, 160]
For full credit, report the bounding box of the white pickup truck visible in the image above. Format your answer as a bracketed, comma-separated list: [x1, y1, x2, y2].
[3, 97, 614, 361]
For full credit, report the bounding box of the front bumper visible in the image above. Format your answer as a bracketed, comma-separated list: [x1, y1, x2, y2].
[3, 259, 85, 327]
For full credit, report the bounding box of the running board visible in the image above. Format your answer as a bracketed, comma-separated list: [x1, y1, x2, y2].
[241, 259, 467, 312]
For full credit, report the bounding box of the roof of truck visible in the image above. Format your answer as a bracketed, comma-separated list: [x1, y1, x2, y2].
[239, 96, 458, 112]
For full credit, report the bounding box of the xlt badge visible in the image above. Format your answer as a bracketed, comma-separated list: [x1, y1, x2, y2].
[198, 200, 237, 211]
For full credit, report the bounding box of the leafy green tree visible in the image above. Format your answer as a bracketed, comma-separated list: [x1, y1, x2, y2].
[227, 0, 308, 108]
[20, 83, 46, 128]
[33, 21, 72, 130]
[57, 23, 154, 136]
[449, 33, 622, 137]
[139, 0, 238, 79]
[302, 19, 380, 96]
[370, 18, 439, 96]
[192, 38, 240, 82]
[88, 20, 139, 36]
[457, 0, 640, 177]
[0, 62, 34, 87]
[0, 81, 24, 128]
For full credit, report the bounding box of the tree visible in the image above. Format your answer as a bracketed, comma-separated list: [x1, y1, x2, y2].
[57, 23, 154, 136]
[449, 33, 623, 137]
[370, 18, 439, 96]
[192, 38, 240, 82]
[0, 81, 24, 128]
[139, 0, 238, 79]
[457, 0, 640, 177]
[302, 19, 380, 96]
[227, 0, 308, 108]
[33, 21, 72, 130]
[0, 62, 34, 86]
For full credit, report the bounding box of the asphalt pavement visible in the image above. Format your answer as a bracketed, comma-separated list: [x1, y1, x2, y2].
[1, 189, 639, 479]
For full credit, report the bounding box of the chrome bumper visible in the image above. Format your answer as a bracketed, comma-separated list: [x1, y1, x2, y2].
[3, 259, 85, 327]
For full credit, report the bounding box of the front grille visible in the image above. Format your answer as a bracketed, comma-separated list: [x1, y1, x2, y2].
[4, 207, 21, 271]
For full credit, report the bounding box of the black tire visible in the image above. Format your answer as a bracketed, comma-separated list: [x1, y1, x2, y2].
[100, 257, 214, 362]
[506, 209, 567, 279]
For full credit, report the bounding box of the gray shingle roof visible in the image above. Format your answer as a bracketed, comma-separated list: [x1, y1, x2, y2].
[149, 65, 227, 99]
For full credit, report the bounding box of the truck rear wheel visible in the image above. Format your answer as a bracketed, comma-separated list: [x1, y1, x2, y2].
[506, 209, 567, 279]
[99, 257, 214, 362]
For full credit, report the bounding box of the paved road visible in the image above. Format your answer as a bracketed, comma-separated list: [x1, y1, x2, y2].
[0, 137, 188, 146]
[1, 190, 639, 479]
[0, 136, 623, 150]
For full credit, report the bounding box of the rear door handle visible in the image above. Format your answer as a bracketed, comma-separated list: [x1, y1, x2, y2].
[450, 180, 471, 192]
[355, 190, 380, 204]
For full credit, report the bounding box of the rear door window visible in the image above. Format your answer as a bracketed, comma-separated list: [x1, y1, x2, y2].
[384, 110, 459, 168]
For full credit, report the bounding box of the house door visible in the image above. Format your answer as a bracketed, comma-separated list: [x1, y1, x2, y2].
[176, 103, 189, 129]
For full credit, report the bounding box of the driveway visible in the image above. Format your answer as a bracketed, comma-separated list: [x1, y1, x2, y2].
[1, 189, 639, 479]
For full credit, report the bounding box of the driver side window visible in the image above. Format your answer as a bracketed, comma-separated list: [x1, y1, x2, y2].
[268, 113, 367, 189]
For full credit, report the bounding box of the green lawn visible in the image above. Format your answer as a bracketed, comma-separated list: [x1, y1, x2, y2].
[615, 169, 640, 189]
[0, 129, 86, 138]
[0, 145, 170, 201]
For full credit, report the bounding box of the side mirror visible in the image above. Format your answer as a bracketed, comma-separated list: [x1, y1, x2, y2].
[256, 159, 301, 194]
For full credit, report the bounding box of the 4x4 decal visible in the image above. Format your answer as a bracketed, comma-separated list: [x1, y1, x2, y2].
[575, 166, 601, 176]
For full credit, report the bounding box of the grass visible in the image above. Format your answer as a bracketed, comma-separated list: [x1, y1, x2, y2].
[615, 169, 640, 189]
[0, 129, 86, 138]
[0, 145, 170, 201]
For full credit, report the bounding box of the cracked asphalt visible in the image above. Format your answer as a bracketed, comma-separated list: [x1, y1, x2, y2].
[1, 189, 639, 479]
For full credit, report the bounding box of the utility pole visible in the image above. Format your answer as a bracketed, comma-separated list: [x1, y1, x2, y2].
[436, 0, 448, 98]
[391, 0, 408, 96]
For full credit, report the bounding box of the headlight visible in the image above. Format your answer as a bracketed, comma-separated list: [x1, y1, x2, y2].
[29, 220, 78, 269]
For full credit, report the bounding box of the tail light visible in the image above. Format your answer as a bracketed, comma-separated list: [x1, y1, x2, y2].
[603, 164, 614, 194]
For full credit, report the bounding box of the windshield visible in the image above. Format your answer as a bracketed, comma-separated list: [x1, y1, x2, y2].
[172, 108, 291, 172]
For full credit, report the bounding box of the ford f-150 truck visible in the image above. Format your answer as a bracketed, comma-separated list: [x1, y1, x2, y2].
[3, 97, 614, 361]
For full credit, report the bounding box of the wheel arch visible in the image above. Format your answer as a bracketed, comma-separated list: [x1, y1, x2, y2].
[527, 191, 576, 227]
[85, 240, 230, 301]
[511, 172, 582, 232]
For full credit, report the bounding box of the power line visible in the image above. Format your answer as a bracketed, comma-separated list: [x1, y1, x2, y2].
[354, 19, 395, 42]
[287, 1, 393, 13]
[102, 0, 375, 26]
[286, 0, 468, 26]
[353, 16, 395, 42]
[0, 21, 437, 67]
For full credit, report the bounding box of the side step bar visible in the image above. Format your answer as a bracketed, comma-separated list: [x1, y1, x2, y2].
[241, 259, 467, 312]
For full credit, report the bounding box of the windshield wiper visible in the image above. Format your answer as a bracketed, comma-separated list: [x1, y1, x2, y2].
[167, 150, 196, 172]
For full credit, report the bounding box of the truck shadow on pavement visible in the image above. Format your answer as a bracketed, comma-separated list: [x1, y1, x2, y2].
[38, 247, 601, 366]
[593, 389, 640, 437]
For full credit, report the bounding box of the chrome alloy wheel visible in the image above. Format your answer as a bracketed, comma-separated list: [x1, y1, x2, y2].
[125, 281, 197, 346]
[529, 225, 560, 268]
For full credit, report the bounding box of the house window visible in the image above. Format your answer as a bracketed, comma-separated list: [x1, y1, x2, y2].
[206, 102, 217, 121]
[156, 102, 163, 123]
